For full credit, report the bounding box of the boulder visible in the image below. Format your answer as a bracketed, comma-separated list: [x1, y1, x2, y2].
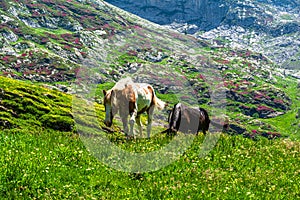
[1, 29, 18, 42]
[228, 123, 246, 134]
[266, 112, 284, 118]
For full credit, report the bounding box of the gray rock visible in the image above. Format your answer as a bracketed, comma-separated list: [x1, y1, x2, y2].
[228, 123, 246, 134]
[21, 18, 41, 28]
[13, 42, 30, 50]
[266, 112, 284, 118]
[1, 30, 18, 42]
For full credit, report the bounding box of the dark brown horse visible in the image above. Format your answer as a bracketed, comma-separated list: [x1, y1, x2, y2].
[162, 103, 210, 135]
[103, 77, 166, 138]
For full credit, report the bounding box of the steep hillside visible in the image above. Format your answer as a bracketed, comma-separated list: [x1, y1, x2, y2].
[0, 0, 134, 84]
[105, 0, 229, 31]
[197, 0, 300, 72]
[0, 76, 300, 198]
[0, 76, 73, 131]
[0, 0, 299, 139]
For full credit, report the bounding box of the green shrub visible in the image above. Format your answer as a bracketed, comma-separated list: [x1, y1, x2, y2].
[252, 112, 259, 118]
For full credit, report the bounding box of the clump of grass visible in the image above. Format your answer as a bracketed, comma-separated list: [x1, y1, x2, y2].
[39, 114, 74, 131]
[0, 76, 73, 131]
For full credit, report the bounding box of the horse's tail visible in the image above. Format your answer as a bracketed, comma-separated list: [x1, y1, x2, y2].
[149, 86, 166, 110]
[153, 94, 166, 110]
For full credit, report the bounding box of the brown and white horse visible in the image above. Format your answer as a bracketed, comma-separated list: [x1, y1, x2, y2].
[103, 78, 166, 138]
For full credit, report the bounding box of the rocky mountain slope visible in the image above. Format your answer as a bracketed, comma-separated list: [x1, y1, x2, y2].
[105, 0, 300, 75]
[0, 0, 299, 138]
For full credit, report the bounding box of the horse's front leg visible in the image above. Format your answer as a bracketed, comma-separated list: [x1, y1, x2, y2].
[136, 115, 143, 137]
[129, 102, 138, 137]
[146, 106, 155, 138]
[121, 116, 129, 136]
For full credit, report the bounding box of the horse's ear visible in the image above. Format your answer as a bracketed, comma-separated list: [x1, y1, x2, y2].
[111, 90, 115, 98]
[103, 90, 107, 96]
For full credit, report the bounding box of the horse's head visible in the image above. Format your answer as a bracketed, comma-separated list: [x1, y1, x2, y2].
[103, 89, 118, 127]
[199, 108, 210, 132]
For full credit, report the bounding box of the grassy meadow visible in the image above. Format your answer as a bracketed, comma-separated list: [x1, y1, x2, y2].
[0, 76, 300, 199]
[1, 128, 299, 199]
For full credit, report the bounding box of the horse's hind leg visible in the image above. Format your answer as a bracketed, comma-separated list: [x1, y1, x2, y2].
[146, 106, 155, 138]
[136, 115, 143, 137]
[129, 118, 135, 137]
[202, 128, 207, 135]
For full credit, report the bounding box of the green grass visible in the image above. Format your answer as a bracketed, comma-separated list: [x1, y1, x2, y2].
[0, 76, 73, 131]
[263, 76, 300, 138]
[0, 128, 299, 199]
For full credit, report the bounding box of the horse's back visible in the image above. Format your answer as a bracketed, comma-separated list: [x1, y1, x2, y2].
[130, 83, 151, 110]
[166, 103, 210, 134]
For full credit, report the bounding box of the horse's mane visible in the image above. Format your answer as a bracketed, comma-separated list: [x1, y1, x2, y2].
[199, 107, 210, 121]
[199, 107, 208, 116]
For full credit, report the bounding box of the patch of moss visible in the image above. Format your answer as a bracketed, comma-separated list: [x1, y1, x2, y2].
[39, 114, 74, 131]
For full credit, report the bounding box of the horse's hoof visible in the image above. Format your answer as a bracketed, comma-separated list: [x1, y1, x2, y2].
[126, 135, 135, 140]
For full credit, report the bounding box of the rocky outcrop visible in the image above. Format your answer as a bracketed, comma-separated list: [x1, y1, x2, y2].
[106, 0, 229, 33]
[227, 87, 291, 118]
[106, 0, 300, 34]
[106, 0, 300, 68]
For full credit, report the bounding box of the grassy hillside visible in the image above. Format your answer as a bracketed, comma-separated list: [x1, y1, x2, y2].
[1, 71, 300, 199]
[0, 76, 73, 132]
[0, 0, 299, 138]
